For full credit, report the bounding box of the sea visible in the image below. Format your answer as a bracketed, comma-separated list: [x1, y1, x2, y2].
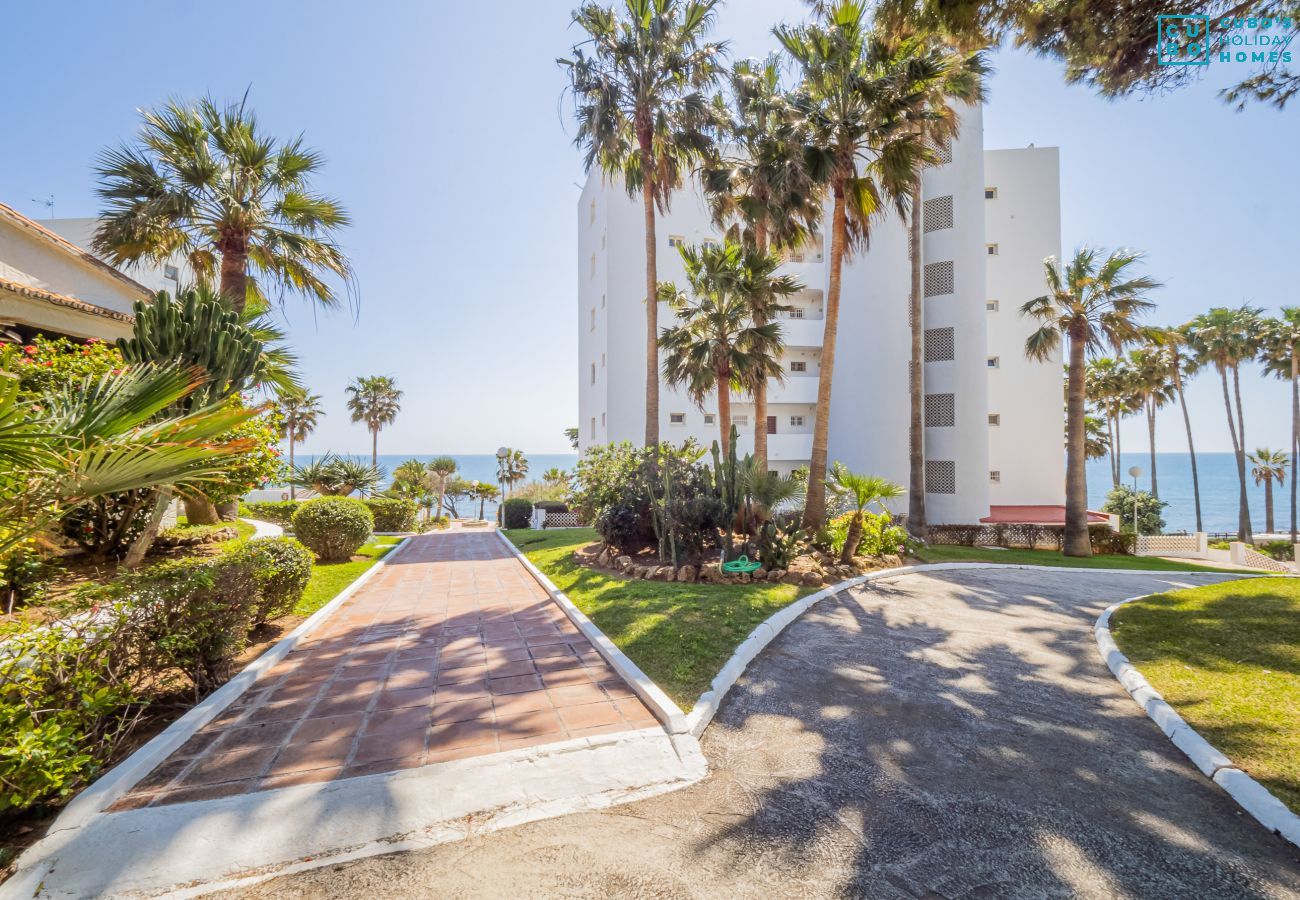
[269, 451, 1290, 535]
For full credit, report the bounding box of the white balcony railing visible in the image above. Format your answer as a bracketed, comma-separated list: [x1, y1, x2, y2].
[776, 317, 825, 348]
[766, 432, 814, 461]
[767, 376, 819, 405]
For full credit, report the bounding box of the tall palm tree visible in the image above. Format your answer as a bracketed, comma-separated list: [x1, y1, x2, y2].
[1083, 413, 1110, 461]
[777, 5, 949, 528]
[345, 376, 403, 469]
[428, 455, 459, 519]
[498, 449, 529, 497]
[1022, 248, 1158, 557]
[658, 241, 796, 455]
[278, 390, 322, 500]
[1154, 326, 1205, 532]
[1084, 357, 1137, 488]
[1125, 345, 1175, 499]
[1261, 308, 1300, 542]
[93, 95, 353, 314]
[702, 55, 820, 470]
[828, 463, 905, 563]
[1186, 306, 1263, 542]
[1248, 448, 1288, 535]
[560, 0, 726, 447]
[472, 482, 500, 520]
[542, 467, 571, 486]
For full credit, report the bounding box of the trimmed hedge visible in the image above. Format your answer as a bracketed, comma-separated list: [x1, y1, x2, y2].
[239, 500, 299, 526]
[533, 500, 570, 513]
[926, 522, 1134, 555]
[221, 537, 314, 623]
[364, 497, 418, 532]
[502, 498, 534, 529]
[292, 497, 374, 562]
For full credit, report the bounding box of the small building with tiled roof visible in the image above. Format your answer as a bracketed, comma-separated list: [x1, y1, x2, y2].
[0, 200, 151, 342]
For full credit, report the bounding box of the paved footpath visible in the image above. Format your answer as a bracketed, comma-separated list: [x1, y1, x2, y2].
[223, 568, 1300, 899]
[113, 529, 658, 809]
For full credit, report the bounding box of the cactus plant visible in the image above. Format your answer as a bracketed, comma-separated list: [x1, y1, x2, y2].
[710, 425, 742, 560]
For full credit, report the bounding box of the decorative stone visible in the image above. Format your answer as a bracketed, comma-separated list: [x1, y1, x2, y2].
[781, 572, 803, 585]
[615, 555, 632, 572]
[596, 548, 611, 567]
[700, 562, 722, 584]
[768, 569, 786, 582]
[801, 572, 823, 587]
[754, 567, 767, 580]
[677, 565, 697, 583]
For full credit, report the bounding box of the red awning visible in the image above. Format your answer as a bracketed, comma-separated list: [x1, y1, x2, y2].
[980, 505, 1110, 525]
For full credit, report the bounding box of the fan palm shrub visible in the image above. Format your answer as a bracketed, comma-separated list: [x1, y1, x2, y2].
[560, 0, 726, 446]
[828, 463, 905, 563]
[1249, 448, 1289, 535]
[1261, 308, 1300, 541]
[1125, 344, 1176, 499]
[290, 454, 383, 497]
[428, 456, 458, 519]
[278, 390, 322, 500]
[345, 376, 402, 469]
[1021, 248, 1158, 557]
[93, 95, 353, 313]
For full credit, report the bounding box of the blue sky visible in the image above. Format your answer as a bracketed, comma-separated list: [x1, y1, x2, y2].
[2, 1, 1296, 455]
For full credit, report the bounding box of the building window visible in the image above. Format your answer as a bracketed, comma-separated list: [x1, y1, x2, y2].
[701, 238, 719, 251]
[924, 393, 955, 428]
[602, 293, 606, 308]
[733, 415, 749, 426]
[589, 200, 596, 225]
[990, 470, 1001, 482]
[590, 308, 596, 331]
[591, 363, 596, 385]
[668, 235, 685, 248]
[924, 327, 955, 362]
[790, 415, 805, 427]
[987, 356, 1000, 368]
[601, 412, 606, 427]
[590, 253, 596, 277]
[790, 360, 807, 373]
[788, 307, 805, 319]
[601, 234, 606, 249]
[986, 299, 999, 312]
[601, 353, 606, 367]
[164, 264, 179, 280]
[986, 243, 999, 256]
[703, 414, 715, 425]
[669, 412, 686, 425]
[984, 187, 998, 200]
[767, 415, 777, 434]
[923, 195, 954, 232]
[923, 260, 954, 297]
[988, 413, 1001, 426]
[590, 417, 596, 439]
[925, 460, 956, 494]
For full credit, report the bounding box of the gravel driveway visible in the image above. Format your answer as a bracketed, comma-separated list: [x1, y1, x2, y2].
[222, 568, 1300, 899]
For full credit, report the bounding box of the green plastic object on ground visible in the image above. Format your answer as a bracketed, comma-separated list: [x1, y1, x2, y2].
[721, 554, 762, 574]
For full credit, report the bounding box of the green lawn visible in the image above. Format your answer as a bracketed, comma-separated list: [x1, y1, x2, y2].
[294, 536, 404, 617]
[1112, 578, 1300, 813]
[503, 528, 806, 708]
[916, 544, 1241, 573]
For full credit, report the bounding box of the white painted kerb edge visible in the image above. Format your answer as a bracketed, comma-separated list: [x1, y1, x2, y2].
[1095, 593, 1300, 849]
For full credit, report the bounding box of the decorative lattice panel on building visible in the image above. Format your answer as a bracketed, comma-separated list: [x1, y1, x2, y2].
[925, 459, 956, 494]
[924, 260, 954, 297]
[924, 327, 955, 362]
[935, 139, 952, 164]
[925, 393, 956, 427]
[923, 195, 954, 232]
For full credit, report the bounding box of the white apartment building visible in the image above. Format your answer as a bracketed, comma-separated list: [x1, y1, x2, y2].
[577, 106, 1064, 525]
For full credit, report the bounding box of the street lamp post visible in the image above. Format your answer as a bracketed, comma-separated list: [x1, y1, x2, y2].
[470, 479, 480, 521]
[496, 447, 509, 527]
[1128, 465, 1144, 537]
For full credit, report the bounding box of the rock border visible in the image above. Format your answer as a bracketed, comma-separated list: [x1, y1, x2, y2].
[577, 543, 899, 589]
[1095, 593, 1300, 849]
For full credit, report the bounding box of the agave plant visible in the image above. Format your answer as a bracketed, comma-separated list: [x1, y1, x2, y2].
[290, 453, 384, 497]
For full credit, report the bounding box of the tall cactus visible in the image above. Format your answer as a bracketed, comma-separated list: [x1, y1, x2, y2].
[645, 448, 682, 567]
[117, 288, 263, 410]
[711, 424, 741, 560]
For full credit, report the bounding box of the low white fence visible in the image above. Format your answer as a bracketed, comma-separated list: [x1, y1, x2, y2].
[528, 510, 583, 529]
[1230, 542, 1297, 574]
[1135, 532, 1208, 559]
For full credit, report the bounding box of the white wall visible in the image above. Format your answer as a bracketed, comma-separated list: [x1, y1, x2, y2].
[41, 218, 187, 297]
[0, 217, 145, 318]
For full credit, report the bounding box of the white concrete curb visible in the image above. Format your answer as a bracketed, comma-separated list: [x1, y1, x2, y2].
[239, 516, 283, 539]
[1095, 592, 1300, 849]
[495, 529, 692, 736]
[8, 535, 416, 895]
[684, 561, 1266, 738]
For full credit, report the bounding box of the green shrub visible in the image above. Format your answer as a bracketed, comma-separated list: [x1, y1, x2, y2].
[502, 498, 534, 530]
[1089, 524, 1135, 555]
[1102, 485, 1167, 535]
[1260, 540, 1295, 561]
[240, 500, 299, 526]
[221, 537, 314, 623]
[533, 500, 570, 513]
[59, 488, 153, 560]
[292, 496, 373, 561]
[1209, 540, 1231, 551]
[364, 497, 418, 532]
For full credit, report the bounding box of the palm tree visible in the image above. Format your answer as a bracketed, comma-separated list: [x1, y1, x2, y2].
[560, 0, 726, 447]
[702, 55, 820, 470]
[828, 463, 905, 563]
[1261, 308, 1300, 542]
[278, 390, 322, 500]
[542, 467, 571, 486]
[658, 241, 796, 455]
[93, 95, 353, 314]
[1125, 345, 1175, 499]
[498, 449, 529, 497]
[345, 376, 402, 469]
[472, 482, 500, 520]
[564, 427, 581, 450]
[1154, 326, 1205, 532]
[1249, 448, 1288, 535]
[1186, 306, 1263, 542]
[1022, 248, 1158, 557]
[1085, 357, 1137, 488]
[776, 6, 949, 529]
[290, 454, 384, 497]
[428, 455, 458, 519]
[1083, 413, 1110, 461]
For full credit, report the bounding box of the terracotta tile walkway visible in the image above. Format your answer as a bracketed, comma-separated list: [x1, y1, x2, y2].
[111, 529, 658, 810]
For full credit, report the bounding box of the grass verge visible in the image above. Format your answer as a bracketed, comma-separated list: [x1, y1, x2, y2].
[915, 544, 1242, 573]
[503, 528, 806, 708]
[294, 536, 403, 617]
[1111, 577, 1300, 814]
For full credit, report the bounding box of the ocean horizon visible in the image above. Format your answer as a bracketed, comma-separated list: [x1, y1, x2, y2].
[276, 450, 1291, 535]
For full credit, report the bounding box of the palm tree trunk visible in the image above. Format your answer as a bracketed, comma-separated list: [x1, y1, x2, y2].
[1173, 370, 1202, 532]
[840, 511, 864, 564]
[907, 180, 926, 539]
[1147, 399, 1159, 499]
[640, 143, 660, 448]
[803, 183, 846, 531]
[717, 364, 733, 457]
[1219, 367, 1249, 540]
[183, 494, 221, 525]
[288, 424, 297, 502]
[1064, 331, 1091, 557]
[218, 241, 249, 314]
[1292, 351, 1298, 542]
[122, 487, 172, 569]
[1115, 416, 1123, 486]
[1232, 364, 1253, 541]
[371, 427, 379, 470]
[753, 225, 769, 472]
[1107, 412, 1119, 487]
[1265, 478, 1275, 534]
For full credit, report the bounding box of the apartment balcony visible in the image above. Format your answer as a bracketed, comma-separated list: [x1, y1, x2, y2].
[776, 316, 825, 348]
[769, 376, 819, 405]
[766, 432, 814, 462]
